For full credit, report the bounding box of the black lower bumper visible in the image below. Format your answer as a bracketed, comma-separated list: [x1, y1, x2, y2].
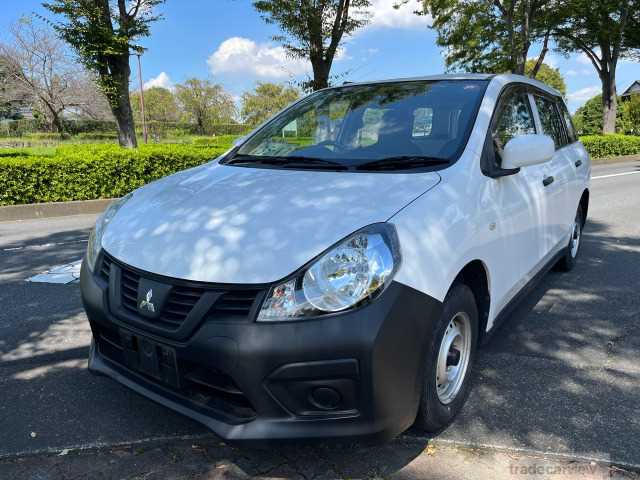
[81, 257, 442, 443]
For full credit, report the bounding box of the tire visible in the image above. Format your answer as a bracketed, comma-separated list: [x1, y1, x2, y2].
[414, 283, 479, 434]
[555, 205, 584, 272]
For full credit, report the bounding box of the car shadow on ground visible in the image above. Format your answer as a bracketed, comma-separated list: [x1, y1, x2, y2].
[1, 217, 639, 476]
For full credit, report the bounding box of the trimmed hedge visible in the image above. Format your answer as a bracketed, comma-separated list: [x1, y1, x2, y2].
[4, 133, 637, 206]
[0, 144, 230, 206]
[191, 134, 240, 146]
[580, 134, 640, 159]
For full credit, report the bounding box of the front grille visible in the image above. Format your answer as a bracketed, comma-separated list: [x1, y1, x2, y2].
[95, 327, 256, 422]
[120, 268, 140, 314]
[99, 252, 264, 337]
[207, 290, 262, 318]
[100, 253, 113, 280]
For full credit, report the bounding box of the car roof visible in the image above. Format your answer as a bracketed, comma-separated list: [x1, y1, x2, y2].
[327, 73, 563, 98]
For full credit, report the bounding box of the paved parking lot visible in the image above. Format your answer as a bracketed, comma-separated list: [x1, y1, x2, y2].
[1, 160, 639, 478]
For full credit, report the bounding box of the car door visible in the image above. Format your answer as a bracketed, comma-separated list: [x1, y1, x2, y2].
[531, 93, 575, 254]
[558, 100, 589, 212]
[487, 87, 549, 313]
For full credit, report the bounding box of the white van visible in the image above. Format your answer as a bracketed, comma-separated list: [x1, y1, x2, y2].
[81, 74, 591, 442]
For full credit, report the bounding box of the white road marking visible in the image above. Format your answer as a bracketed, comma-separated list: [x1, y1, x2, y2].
[0, 433, 215, 460]
[592, 171, 640, 180]
[26, 260, 82, 284]
[0, 239, 87, 253]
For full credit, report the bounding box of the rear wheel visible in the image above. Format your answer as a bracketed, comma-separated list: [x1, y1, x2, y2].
[414, 283, 478, 433]
[555, 205, 584, 272]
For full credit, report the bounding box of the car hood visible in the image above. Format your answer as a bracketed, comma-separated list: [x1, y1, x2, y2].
[102, 162, 440, 284]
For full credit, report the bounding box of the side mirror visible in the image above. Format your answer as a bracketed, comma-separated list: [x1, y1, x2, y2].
[502, 134, 555, 169]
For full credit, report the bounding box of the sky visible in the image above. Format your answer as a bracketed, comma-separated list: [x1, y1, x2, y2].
[1, 0, 638, 113]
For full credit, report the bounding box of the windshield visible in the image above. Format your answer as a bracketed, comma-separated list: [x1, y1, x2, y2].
[232, 80, 488, 171]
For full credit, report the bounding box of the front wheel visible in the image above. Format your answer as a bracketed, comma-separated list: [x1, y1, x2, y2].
[555, 205, 584, 272]
[414, 283, 478, 434]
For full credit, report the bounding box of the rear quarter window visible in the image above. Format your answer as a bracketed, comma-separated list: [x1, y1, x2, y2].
[558, 101, 578, 143]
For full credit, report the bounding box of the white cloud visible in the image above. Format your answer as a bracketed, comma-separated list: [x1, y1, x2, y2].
[143, 72, 173, 90]
[365, 0, 431, 29]
[567, 85, 600, 103]
[565, 68, 592, 77]
[208, 37, 310, 79]
[544, 54, 559, 68]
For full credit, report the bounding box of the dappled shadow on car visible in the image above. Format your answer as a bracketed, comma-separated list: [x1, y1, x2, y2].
[2, 217, 639, 472]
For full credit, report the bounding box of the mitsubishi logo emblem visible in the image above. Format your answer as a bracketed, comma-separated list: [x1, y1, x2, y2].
[139, 289, 156, 313]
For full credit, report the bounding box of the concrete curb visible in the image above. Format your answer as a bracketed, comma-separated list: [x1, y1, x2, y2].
[0, 198, 114, 222]
[591, 153, 640, 164]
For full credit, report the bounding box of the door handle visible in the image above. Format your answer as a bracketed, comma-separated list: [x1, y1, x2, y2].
[543, 176, 555, 187]
[575, 159, 583, 167]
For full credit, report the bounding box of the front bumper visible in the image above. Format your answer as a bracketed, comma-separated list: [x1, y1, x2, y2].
[81, 255, 442, 443]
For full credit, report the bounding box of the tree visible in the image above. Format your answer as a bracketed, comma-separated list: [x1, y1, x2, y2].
[175, 79, 236, 134]
[0, 18, 83, 132]
[130, 86, 179, 124]
[241, 82, 300, 126]
[43, 0, 165, 147]
[572, 93, 640, 135]
[420, 0, 561, 74]
[72, 73, 115, 121]
[0, 56, 28, 120]
[618, 95, 640, 135]
[253, 0, 370, 90]
[524, 60, 566, 96]
[572, 94, 603, 135]
[554, 0, 640, 134]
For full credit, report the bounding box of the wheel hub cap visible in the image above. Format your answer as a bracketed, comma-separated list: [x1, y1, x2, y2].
[570, 219, 581, 258]
[436, 312, 472, 405]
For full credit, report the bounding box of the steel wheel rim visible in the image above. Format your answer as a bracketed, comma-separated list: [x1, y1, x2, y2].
[435, 312, 472, 405]
[570, 218, 581, 258]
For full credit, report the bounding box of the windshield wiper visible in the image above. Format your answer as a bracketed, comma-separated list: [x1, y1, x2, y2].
[356, 155, 450, 171]
[225, 154, 347, 170]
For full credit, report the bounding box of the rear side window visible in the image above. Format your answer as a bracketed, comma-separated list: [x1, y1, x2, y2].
[534, 96, 567, 148]
[558, 101, 577, 143]
[493, 90, 537, 149]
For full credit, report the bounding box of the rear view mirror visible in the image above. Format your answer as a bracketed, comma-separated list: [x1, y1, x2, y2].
[502, 134, 555, 169]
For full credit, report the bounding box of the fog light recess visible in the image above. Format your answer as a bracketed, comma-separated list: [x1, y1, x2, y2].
[309, 386, 342, 411]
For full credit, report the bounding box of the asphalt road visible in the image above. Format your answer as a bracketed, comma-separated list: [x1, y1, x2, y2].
[1, 161, 639, 470]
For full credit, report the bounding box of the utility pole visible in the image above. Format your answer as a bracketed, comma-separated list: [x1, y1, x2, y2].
[136, 53, 148, 144]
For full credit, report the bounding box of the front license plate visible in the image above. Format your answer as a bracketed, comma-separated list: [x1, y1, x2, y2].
[119, 329, 179, 388]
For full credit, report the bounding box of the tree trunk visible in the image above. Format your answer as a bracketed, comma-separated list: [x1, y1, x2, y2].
[529, 31, 550, 78]
[197, 114, 205, 135]
[51, 111, 64, 135]
[514, 56, 526, 75]
[109, 58, 137, 148]
[311, 59, 330, 90]
[40, 98, 65, 134]
[48, 108, 64, 134]
[601, 68, 617, 134]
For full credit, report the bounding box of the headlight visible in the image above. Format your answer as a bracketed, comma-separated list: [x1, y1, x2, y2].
[257, 223, 401, 322]
[86, 194, 133, 272]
